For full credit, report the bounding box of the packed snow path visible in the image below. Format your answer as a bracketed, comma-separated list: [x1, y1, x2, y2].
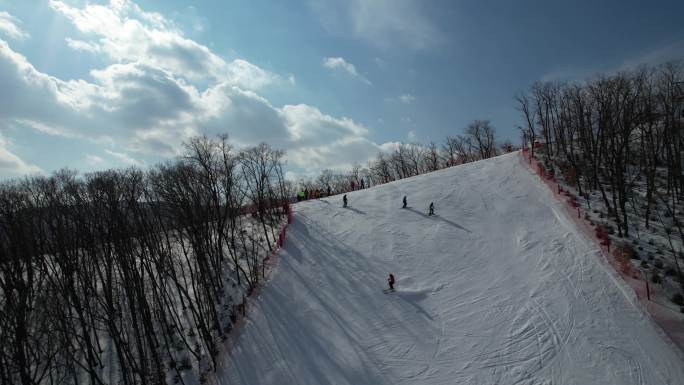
[217, 153, 684, 384]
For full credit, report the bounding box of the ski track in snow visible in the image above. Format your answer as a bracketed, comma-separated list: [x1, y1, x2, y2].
[215, 152, 684, 385]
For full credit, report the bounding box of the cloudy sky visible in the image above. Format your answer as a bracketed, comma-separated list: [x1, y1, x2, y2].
[0, 0, 683, 179]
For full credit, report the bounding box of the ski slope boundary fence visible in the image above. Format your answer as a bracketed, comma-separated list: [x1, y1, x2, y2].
[520, 148, 684, 353]
[233, 203, 292, 320]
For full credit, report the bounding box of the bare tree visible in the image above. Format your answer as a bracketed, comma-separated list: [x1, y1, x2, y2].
[425, 142, 440, 171]
[465, 120, 497, 159]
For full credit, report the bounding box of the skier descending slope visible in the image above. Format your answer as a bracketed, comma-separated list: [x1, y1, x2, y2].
[385, 273, 395, 293]
[343, 194, 348, 207]
[402, 195, 407, 208]
[428, 202, 434, 216]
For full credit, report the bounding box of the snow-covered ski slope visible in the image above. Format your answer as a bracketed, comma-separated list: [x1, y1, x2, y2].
[217, 152, 684, 385]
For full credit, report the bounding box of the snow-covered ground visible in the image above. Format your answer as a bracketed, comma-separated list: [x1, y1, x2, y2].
[214, 152, 684, 384]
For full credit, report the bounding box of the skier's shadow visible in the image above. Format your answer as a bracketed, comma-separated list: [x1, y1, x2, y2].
[395, 290, 434, 321]
[405, 207, 471, 233]
[343, 206, 366, 215]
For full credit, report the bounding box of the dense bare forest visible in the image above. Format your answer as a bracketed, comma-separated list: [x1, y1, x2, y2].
[516, 61, 684, 308]
[0, 136, 289, 385]
[301, 119, 509, 195]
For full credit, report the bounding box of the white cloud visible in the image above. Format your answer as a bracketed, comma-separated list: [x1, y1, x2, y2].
[323, 57, 358, 76]
[65, 37, 101, 53]
[407, 130, 416, 141]
[0, 12, 29, 40]
[310, 0, 441, 51]
[225, 59, 279, 90]
[399, 94, 416, 104]
[85, 154, 105, 166]
[198, 89, 385, 174]
[0, 0, 393, 179]
[322, 57, 372, 85]
[617, 40, 684, 71]
[282, 104, 368, 144]
[1, 37, 386, 174]
[285, 136, 381, 176]
[378, 141, 401, 153]
[385, 93, 416, 104]
[541, 40, 684, 83]
[198, 83, 291, 148]
[284, 170, 300, 181]
[174, 6, 208, 34]
[105, 149, 141, 165]
[0, 38, 200, 153]
[0, 134, 42, 177]
[0, 38, 90, 129]
[16, 119, 80, 138]
[279, 108, 385, 174]
[50, 0, 277, 89]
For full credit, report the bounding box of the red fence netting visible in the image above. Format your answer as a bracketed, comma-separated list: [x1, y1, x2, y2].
[519, 149, 650, 286]
[236, 202, 292, 321]
[520, 149, 684, 352]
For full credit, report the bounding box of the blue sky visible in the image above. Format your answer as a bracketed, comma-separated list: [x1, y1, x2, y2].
[0, 0, 683, 180]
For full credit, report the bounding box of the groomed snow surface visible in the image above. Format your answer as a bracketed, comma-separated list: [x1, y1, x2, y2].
[215, 152, 684, 385]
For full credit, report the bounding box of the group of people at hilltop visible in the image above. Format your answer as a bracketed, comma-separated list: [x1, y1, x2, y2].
[297, 187, 332, 201]
[349, 178, 368, 191]
[296, 178, 370, 202]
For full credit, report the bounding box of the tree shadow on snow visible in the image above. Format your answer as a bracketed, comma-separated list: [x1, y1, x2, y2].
[405, 207, 471, 233]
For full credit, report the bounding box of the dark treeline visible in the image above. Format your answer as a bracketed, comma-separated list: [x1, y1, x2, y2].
[0, 135, 289, 385]
[517, 61, 684, 284]
[517, 62, 683, 238]
[368, 120, 504, 185]
[301, 119, 511, 194]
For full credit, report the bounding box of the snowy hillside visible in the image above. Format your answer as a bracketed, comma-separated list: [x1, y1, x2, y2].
[215, 152, 684, 384]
